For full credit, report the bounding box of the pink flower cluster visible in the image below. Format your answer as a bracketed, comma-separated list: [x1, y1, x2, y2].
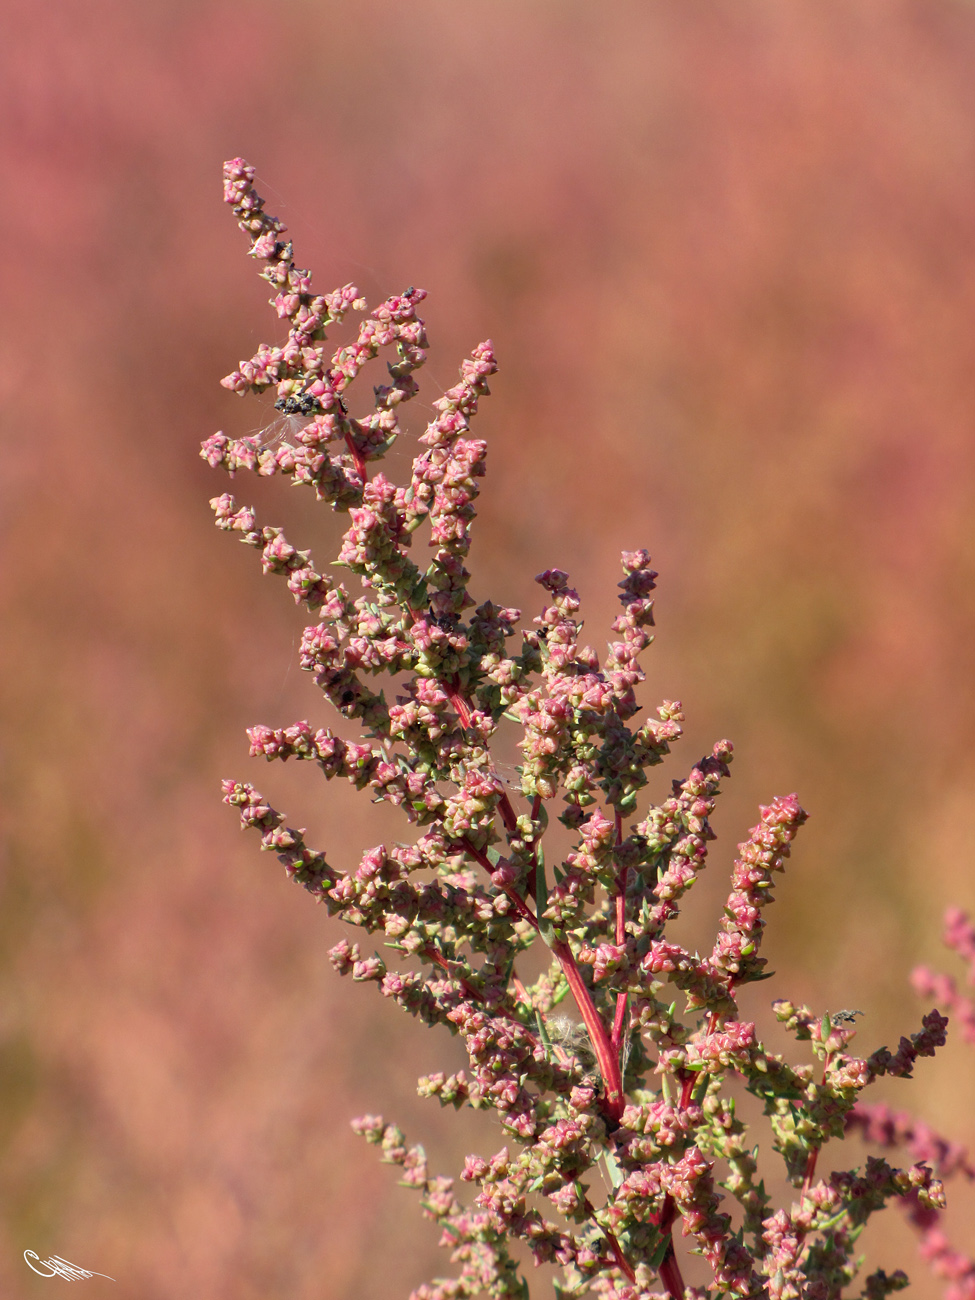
[207, 161, 958, 1300]
[912, 908, 975, 1045]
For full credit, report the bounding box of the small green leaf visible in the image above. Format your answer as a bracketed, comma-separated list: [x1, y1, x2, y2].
[647, 1230, 671, 1269]
[534, 856, 559, 947]
[600, 1149, 624, 1189]
[535, 855, 548, 912]
[535, 1010, 553, 1054]
[691, 1074, 711, 1103]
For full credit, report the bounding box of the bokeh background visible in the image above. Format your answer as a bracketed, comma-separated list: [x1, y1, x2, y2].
[2, 1, 975, 1296]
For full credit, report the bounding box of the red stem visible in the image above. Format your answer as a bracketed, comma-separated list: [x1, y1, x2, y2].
[610, 811, 628, 1056]
[461, 831, 625, 1117]
[646, 1005, 730, 1295]
[611, 992, 629, 1060]
[343, 428, 367, 483]
[801, 1055, 831, 1202]
[460, 832, 639, 1276]
[658, 1239, 687, 1300]
[637, 1069, 699, 1299]
[653, 1188, 686, 1299]
[606, 1233, 636, 1285]
[552, 938, 624, 1121]
[581, 1195, 636, 1285]
[460, 838, 540, 932]
[445, 684, 522, 839]
[445, 684, 473, 728]
[802, 1149, 820, 1202]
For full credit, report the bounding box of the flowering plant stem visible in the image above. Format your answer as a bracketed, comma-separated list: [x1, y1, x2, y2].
[206, 158, 959, 1300]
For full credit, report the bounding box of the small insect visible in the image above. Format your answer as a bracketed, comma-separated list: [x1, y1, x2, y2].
[253, 411, 312, 451]
[274, 391, 323, 417]
[829, 1009, 864, 1026]
[251, 390, 325, 451]
[428, 606, 459, 633]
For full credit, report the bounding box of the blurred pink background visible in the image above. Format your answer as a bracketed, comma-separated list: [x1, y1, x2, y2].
[2, 2, 975, 1296]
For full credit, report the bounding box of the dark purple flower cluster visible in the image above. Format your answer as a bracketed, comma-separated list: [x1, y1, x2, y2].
[834, 909, 975, 1300]
[207, 160, 957, 1300]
